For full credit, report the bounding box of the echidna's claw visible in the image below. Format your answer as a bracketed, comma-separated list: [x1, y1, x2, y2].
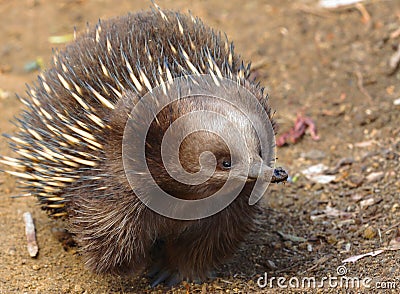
[150, 269, 175, 287]
[148, 261, 183, 287]
[165, 273, 181, 287]
[147, 261, 162, 279]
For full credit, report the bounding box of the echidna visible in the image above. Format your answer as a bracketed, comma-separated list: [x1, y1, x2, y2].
[1, 4, 287, 287]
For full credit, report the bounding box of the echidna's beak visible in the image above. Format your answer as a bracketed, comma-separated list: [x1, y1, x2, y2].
[248, 159, 288, 183]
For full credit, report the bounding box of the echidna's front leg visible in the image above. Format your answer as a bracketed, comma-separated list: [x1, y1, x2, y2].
[147, 224, 229, 286]
[147, 239, 182, 287]
[147, 199, 259, 287]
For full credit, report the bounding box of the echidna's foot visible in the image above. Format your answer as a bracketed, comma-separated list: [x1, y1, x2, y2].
[51, 227, 76, 251]
[149, 267, 181, 287]
[207, 270, 217, 280]
[147, 239, 210, 287]
[191, 277, 204, 284]
[146, 261, 162, 280]
[147, 263, 206, 287]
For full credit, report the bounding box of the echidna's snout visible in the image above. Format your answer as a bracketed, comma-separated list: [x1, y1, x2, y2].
[247, 156, 288, 183]
[247, 156, 273, 180]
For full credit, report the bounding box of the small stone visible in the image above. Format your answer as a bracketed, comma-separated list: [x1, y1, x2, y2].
[0, 89, 12, 100]
[348, 175, 364, 187]
[32, 265, 40, 271]
[344, 242, 351, 252]
[360, 198, 376, 209]
[311, 183, 324, 191]
[61, 284, 71, 293]
[327, 235, 337, 244]
[366, 171, 384, 183]
[74, 284, 83, 293]
[307, 244, 313, 252]
[351, 193, 364, 201]
[319, 192, 329, 201]
[284, 241, 293, 248]
[8, 247, 16, 255]
[272, 242, 282, 250]
[363, 226, 377, 239]
[298, 242, 308, 250]
[266, 260, 277, 269]
[372, 162, 380, 169]
[354, 110, 378, 126]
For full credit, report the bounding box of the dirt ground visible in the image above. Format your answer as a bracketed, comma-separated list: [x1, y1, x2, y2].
[0, 0, 399, 293]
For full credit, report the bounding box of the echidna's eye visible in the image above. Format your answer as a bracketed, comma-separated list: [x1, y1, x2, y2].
[222, 160, 231, 169]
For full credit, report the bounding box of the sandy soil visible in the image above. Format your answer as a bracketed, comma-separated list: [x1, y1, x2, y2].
[0, 0, 399, 293]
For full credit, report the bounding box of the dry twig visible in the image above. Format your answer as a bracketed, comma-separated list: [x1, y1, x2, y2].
[388, 44, 400, 75]
[23, 212, 39, 258]
[355, 68, 373, 101]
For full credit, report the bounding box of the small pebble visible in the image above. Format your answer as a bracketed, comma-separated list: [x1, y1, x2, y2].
[272, 242, 282, 250]
[360, 197, 375, 209]
[32, 264, 40, 271]
[327, 235, 337, 244]
[74, 284, 83, 293]
[366, 171, 384, 183]
[266, 260, 277, 269]
[62, 284, 71, 293]
[307, 243, 313, 252]
[8, 247, 16, 255]
[284, 240, 293, 248]
[363, 226, 377, 239]
[348, 174, 364, 187]
[344, 242, 351, 252]
[0, 89, 12, 99]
